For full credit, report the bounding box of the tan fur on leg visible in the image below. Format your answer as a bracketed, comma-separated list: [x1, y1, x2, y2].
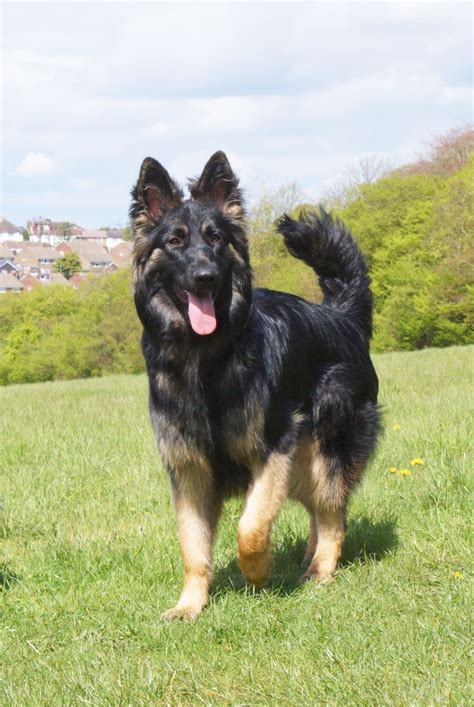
[300, 507, 345, 584]
[238, 452, 291, 586]
[162, 470, 221, 621]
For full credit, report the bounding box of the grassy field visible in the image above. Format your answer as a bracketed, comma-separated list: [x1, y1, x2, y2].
[1, 346, 472, 705]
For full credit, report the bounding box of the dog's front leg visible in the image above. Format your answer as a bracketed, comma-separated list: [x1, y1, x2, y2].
[162, 474, 221, 621]
[238, 451, 291, 587]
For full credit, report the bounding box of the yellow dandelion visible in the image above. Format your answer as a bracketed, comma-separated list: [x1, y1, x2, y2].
[410, 458, 425, 466]
[453, 571, 463, 579]
[399, 468, 412, 476]
[391, 423, 401, 430]
[389, 466, 397, 473]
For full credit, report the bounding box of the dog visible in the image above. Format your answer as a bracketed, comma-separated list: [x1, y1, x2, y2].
[130, 151, 380, 620]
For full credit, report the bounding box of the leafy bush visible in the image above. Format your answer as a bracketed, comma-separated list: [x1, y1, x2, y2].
[0, 270, 143, 385]
[339, 157, 473, 351]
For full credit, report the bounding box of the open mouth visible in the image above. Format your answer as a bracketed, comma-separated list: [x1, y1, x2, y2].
[175, 286, 217, 336]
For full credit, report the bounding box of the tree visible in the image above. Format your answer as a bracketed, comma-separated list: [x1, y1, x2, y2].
[53, 252, 82, 280]
[248, 183, 321, 302]
[396, 125, 474, 177]
[249, 182, 306, 236]
[324, 155, 392, 209]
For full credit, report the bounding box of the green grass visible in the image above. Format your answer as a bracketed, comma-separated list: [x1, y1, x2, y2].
[1, 346, 472, 705]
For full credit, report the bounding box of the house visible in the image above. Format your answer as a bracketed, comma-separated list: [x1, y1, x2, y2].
[73, 229, 108, 246]
[21, 274, 41, 291]
[13, 243, 61, 279]
[27, 218, 83, 246]
[3, 241, 24, 255]
[41, 273, 71, 286]
[35, 245, 61, 266]
[0, 218, 23, 243]
[0, 245, 21, 277]
[55, 241, 73, 256]
[109, 241, 132, 268]
[0, 245, 15, 263]
[88, 252, 116, 272]
[68, 241, 115, 273]
[0, 273, 24, 293]
[72, 228, 125, 250]
[104, 229, 126, 250]
[0, 260, 21, 277]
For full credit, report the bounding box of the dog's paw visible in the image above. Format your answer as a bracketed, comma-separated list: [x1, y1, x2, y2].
[298, 566, 336, 586]
[161, 605, 202, 621]
[239, 548, 272, 588]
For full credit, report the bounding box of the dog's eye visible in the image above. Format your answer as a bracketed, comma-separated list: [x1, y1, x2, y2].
[167, 227, 188, 247]
[209, 232, 222, 245]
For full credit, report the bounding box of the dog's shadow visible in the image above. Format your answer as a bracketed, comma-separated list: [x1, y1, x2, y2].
[212, 514, 398, 597]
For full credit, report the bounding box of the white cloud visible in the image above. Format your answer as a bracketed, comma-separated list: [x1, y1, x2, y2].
[2, 2, 472, 228]
[14, 153, 56, 177]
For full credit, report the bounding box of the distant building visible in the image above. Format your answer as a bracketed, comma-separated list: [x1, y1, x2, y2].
[27, 218, 83, 246]
[109, 241, 132, 268]
[0, 245, 21, 277]
[0, 218, 23, 243]
[104, 229, 126, 250]
[55, 241, 73, 256]
[21, 274, 41, 291]
[68, 240, 116, 273]
[0, 273, 24, 293]
[2, 241, 24, 255]
[73, 228, 125, 250]
[0, 245, 15, 262]
[0, 225, 127, 290]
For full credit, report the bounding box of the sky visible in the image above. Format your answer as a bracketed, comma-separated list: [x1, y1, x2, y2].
[1, 1, 472, 229]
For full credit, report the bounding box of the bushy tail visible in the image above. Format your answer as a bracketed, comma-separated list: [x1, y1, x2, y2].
[276, 208, 373, 340]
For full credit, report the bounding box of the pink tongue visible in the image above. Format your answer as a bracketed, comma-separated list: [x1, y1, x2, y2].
[187, 291, 217, 335]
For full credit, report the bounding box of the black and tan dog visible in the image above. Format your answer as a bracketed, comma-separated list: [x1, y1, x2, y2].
[130, 152, 380, 620]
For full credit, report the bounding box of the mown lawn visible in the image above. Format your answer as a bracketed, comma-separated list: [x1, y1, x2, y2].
[1, 346, 472, 704]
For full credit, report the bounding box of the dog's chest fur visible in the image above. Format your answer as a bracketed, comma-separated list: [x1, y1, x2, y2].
[148, 346, 267, 486]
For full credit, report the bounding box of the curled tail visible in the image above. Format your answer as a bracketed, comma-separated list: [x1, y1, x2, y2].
[276, 208, 373, 341]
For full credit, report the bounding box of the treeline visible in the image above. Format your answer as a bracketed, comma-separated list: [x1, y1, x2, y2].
[251, 126, 474, 352]
[0, 127, 472, 385]
[0, 270, 143, 385]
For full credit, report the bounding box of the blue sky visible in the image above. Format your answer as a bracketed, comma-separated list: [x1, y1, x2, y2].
[2, 1, 472, 229]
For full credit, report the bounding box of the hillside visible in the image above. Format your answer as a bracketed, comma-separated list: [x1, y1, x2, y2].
[0, 128, 472, 386]
[1, 346, 471, 704]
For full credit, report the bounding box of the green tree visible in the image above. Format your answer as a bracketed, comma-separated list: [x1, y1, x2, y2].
[54, 252, 82, 280]
[248, 183, 321, 302]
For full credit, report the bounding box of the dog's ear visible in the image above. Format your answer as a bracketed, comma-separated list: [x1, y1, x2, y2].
[131, 157, 182, 222]
[190, 151, 245, 222]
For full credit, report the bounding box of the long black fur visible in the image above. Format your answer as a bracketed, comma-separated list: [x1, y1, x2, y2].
[131, 152, 380, 517]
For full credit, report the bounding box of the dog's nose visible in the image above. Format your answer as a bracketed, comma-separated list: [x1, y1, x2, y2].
[193, 268, 219, 289]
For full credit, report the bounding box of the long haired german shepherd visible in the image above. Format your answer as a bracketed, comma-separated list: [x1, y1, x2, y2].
[131, 152, 380, 620]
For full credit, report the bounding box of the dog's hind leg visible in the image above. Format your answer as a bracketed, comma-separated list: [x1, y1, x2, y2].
[300, 506, 345, 584]
[238, 451, 291, 587]
[162, 472, 222, 621]
[298, 450, 347, 584]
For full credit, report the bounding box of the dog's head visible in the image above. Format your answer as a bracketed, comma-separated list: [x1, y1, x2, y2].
[131, 151, 252, 341]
